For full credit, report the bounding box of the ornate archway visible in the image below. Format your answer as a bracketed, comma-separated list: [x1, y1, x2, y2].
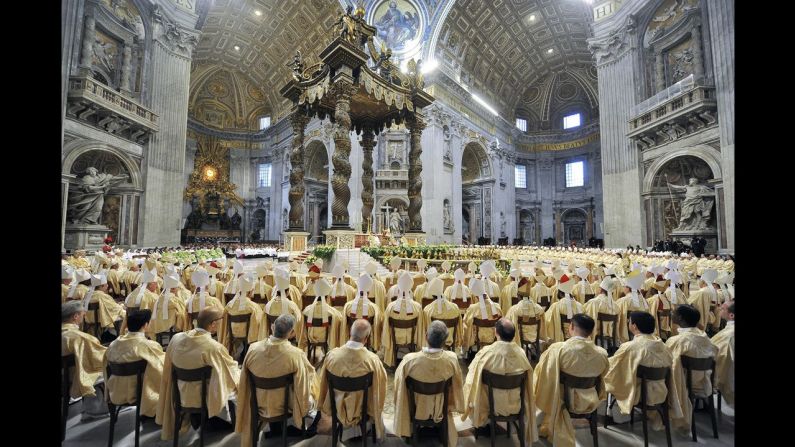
[304, 140, 330, 240]
[460, 141, 493, 243]
[519, 209, 537, 245]
[561, 208, 588, 246]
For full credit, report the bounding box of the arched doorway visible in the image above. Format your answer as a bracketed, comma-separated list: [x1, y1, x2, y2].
[561, 209, 587, 246]
[460, 142, 492, 244]
[377, 197, 409, 235]
[304, 140, 329, 241]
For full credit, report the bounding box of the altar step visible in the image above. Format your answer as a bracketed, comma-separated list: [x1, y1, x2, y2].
[292, 250, 312, 264]
[331, 249, 390, 278]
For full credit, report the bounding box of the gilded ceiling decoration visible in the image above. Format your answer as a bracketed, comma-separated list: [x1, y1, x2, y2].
[434, 0, 593, 116]
[188, 63, 269, 131]
[191, 0, 343, 121]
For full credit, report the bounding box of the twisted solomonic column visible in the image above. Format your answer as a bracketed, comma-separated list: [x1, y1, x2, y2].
[331, 82, 354, 228]
[407, 115, 426, 232]
[360, 127, 375, 231]
[288, 112, 309, 230]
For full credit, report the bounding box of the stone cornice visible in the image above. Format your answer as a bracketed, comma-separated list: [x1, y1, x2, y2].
[151, 4, 200, 58]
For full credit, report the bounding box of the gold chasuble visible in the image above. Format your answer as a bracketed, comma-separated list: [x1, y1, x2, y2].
[103, 332, 165, 417]
[665, 328, 718, 430]
[62, 323, 107, 398]
[711, 321, 734, 407]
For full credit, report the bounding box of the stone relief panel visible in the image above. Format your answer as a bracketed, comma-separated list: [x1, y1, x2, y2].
[644, 0, 699, 45]
[92, 30, 121, 87]
[70, 149, 133, 180]
[667, 38, 694, 83]
[650, 155, 713, 188]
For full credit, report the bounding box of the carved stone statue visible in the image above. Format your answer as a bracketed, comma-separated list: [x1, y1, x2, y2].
[287, 50, 304, 82]
[389, 209, 403, 235]
[443, 201, 453, 231]
[334, 6, 358, 44]
[667, 177, 715, 231]
[67, 167, 128, 225]
[230, 209, 242, 230]
[500, 212, 507, 237]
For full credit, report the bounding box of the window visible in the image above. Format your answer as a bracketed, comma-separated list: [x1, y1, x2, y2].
[258, 116, 271, 130]
[515, 118, 527, 132]
[565, 161, 584, 187]
[514, 165, 527, 188]
[258, 163, 272, 187]
[563, 113, 581, 129]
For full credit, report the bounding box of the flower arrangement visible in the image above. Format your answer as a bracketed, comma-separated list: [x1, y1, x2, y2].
[312, 245, 336, 261]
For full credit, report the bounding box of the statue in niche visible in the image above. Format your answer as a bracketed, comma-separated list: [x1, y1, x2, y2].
[67, 167, 128, 225]
[255, 196, 265, 209]
[282, 209, 289, 230]
[666, 177, 715, 231]
[500, 212, 506, 237]
[230, 209, 242, 230]
[219, 211, 232, 230]
[389, 208, 404, 235]
[443, 200, 453, 232]
[185, 206, 203, 229]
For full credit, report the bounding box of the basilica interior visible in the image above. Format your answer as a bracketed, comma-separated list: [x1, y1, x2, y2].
[61, 0, 735, 446]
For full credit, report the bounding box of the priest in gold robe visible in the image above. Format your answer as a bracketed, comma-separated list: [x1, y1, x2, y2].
[505, 285, 547, 356]
[62, 301, 107, 399]
[382, 271, 425, 368]
[583, 277, 620, 345]
[499, 268, 531, 315]
[412, 267, 437, 305]
[534, 314, 609, 447]
[665, 304, 718, 433]
[615, 269, 652, 343]
[462, 277, 503, 352]
[393, 321, 465, 445]
[82, 272, 125, 331]
[687, 269, 718, 331]
[156, 308, 240, 440]
[62, 265, 79, 302]
[571, 266, 598, 304]
[364, 261, 387, 310]
[235, 314, 320, 447]
[421, 277, 464, 352]
[148, 273, 189, 341]
[443, 268, 471, 309]
[647, 272, 673, 340]
[329, 265, 357, 311]
[462, 318, 538, 444]
[103, 309, 165, 418]
[604, 311, 683, 431]
[219, 272, 266, 356]
[263, 267, 304, 340]
[120, 268, 159, 335]
[711, 300, 734, 408]
[299, 278, 344, 360]
[543, 273, 584, 343]
[316, 319, 388, 441]
[342, 273, 383, 351]
[186, 269, 225, 329]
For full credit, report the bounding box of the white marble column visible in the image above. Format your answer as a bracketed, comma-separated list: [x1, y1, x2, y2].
[589, 21, 643, 248]
[79, 15, 95, 70]
[706, 0, 734, 252]
[138, 10, 198, 246]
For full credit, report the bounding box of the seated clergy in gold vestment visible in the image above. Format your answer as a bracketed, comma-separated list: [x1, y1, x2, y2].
[533, 314, 608, 447]
[103, 309, 165, 417]
[462, 318, 538, 443]
[316, 319, 388, 441]
[62, 301, 108, 419]
[393, 321, 465, 444]
[711, 300, 734, 408]
[156, 308, 240, 440]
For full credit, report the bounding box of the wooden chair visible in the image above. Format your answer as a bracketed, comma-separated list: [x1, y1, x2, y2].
[188, 311, 199, 329]
[412, 276, 426, 290]
[421, 296, 435, 308]
[451, 298, 470, 312]
[301, 295, 316, 310]
[430, 316, 460, 351]
[656, 309, 672, 341]
[327, 371, 376, 447]
[388, 317, 419, 367]
[171, 365, 213, 447]
[584, 293, 596, 303]
[472, 317, 498, 350]
[595, 313, 619, 355]
[405, 377, 452, 446]
[83, 301, 103, 339]
[441, 277, 455, 291]
[106, 359, 148, 447]
[251, 294, 269, 306]
[627, 366, 673, 447]
[246, 371, 304, 447]
[226, 312, 253, 363]
[156, 328, 178, 349]
[478, 370, 526, 447]
[681, 355, 719, 441]
[559, 371, 600, 447]
[538, 295, 551, 311]
[516, 315, 541, 362]
[304, 316, 332, 365]
[223, 292, 236, 306]
[62, 354, 76, 441]
[330, 295, 348, 310]
[347, 314, 375, 351]
[559, 313, 572, 341]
